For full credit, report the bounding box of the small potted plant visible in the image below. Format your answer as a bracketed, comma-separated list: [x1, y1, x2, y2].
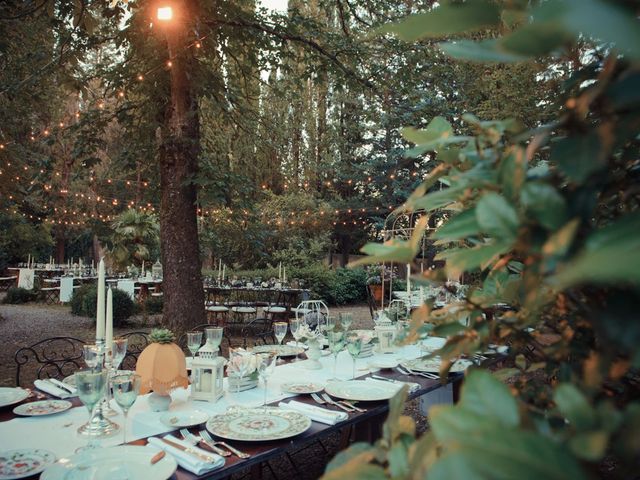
[366, 265, 384, 302]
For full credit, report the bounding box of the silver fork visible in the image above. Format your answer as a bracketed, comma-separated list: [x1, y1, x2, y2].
[396, 366, 438, 380]
[311, 392, 353, 413]
[179, 428, 230, 457]
[321, 393, 365, 412]
[200, 430, 250, 459]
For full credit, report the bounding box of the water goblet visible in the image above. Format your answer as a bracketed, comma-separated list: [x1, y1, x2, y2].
[324, 315, 337, 333]
[111, 337, 128, 370]
[187, 331, 203, 358]
[205, 327, 224, 356]
[289, 318, 302, 361]
[339, 313, 353, 331]
[83, 344, 101, 369]
[111, 373, 142, 444]
[229, 348, 252, 393]
[75, 369, 108, 448]
[346, 333, 363, 379]
[257, 352, 277, 411]
[327, 331, 345, 381]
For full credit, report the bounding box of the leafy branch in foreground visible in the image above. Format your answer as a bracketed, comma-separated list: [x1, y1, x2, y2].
[334, 0, 640, 478]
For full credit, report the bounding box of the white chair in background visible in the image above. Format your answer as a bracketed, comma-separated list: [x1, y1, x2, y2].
[117, 280, 136, 300]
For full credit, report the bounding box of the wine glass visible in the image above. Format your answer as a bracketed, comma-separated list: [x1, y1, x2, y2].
[112, 373, 141, 444]
[327, 331, 345, 381]
[346, 333, 363, 380]
[187, 331, 203, 358]
[324, 315, 337, 333]
[289, 318, 302, 361]
[339, 313, 353, 331]
[205, 327, 223, 356]
[229, 348, 252, 393]
[257, 352, 277, 411]
[111, 337, 128, 370]
[83, 344, 101, 369]
[75, 369, 107, 447]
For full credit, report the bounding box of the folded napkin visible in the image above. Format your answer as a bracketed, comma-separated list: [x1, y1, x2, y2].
[364, 377, 420, 394]
[147, 434, 225, 475]
[286, 341, 307, 349]
[34, 379, 76, 399]
[278, 400, 348, 425]
[50, 378, 77, 394]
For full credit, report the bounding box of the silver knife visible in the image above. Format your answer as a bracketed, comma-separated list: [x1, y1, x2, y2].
[48, 379, 75, 394]
[370, 375, 398, 384]
[160, 438, 218, 463]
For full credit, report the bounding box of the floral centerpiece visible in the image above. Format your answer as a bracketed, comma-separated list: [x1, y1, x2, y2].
[296, 323, 324, 370]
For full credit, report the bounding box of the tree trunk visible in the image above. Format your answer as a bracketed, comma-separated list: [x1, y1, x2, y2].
[158, 1, 205, 332]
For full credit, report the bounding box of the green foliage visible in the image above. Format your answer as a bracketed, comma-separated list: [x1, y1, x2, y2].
[144, 296, 163, 315]
[2, 287, 38, 304]
[109, 210, 159, 270]
[70, 285, 136, 325]
[332, 1, 640, 478]
[0, 212, 53, 272]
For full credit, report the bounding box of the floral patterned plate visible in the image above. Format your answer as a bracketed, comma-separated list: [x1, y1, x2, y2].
[280, 382, 324, 394]
[0, 449, 56, 480]
[0, 388, 29, 409]
[13, 400, 72, 417]
[401, 357, 473, 373]
[252, 345, 304, 357]
[206, 407, 311, 442]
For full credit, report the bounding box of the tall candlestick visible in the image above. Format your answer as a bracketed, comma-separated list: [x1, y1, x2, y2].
[406, 264, 411, 298]
[96, 258, 106, 341]
[141, 260, 145, 277]
[105, 287, 113, 356]
[222, 264, 226, 281]
[283, 266, 287, 283]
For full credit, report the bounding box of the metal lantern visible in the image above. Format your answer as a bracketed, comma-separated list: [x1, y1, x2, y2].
[190, 341, 225, 402]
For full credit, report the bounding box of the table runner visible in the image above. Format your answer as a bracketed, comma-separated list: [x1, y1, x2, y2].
[0, 338, 441, 460]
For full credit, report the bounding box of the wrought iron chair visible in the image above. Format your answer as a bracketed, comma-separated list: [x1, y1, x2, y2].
[14, 336, 86, 387]
[119, 331, 151, 371]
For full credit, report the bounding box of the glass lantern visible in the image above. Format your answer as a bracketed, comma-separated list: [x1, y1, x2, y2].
[191, 356, 225, 402]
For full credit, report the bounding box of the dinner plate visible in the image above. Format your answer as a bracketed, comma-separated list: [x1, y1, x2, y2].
[0, 388, 29, 409]
[206, 407, 311, 442]
[40, 445, 177, 480]
[252, 345, 304, 357]
[280, 382, 324, 394]
[13, 400, 72, 417]
[160, 409, 209, 428]
[0, 449, 56, 480]
[324, 380, 399, 402]
[402, 357, 473, 373]
[368, 358, 399, 370]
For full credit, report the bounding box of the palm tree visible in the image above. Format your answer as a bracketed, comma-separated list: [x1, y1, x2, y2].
[109, 210, 159, 270]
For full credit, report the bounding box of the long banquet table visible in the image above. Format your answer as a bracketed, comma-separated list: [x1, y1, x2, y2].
[0, 338, 461, 479]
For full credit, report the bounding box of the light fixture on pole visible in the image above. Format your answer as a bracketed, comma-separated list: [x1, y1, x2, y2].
[157, 6, 173, 21]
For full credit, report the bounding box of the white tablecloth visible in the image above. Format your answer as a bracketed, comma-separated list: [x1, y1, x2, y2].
[0, 338, 444, 459]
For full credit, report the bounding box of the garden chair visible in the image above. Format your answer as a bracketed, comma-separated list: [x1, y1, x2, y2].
[14, 336, 86, 387]
[119, 331, 151, 370]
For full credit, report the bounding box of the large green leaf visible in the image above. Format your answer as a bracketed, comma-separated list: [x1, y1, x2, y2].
[458, 370, 520, 427]
[402, 116, 453, 145]
[552, 214, 640, 288]
[440, 39, 528, 63]
[554, 384, 597, 430]
[432, 209, 481, 241]
[476, 193, 519, 241]
[351, 217, 428, 266]
[410, 186, 464, 212]
[379, 0, 502, 41]
[499, 22, 572, 57]
[550, 134, 604, 184]
[437, 241, 512, 275]
[498, 147, 527, 202]
[520, 182, 568, 230]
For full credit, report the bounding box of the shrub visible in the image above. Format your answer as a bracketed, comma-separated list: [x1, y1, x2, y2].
[70, 285, 137, 325]
[3, 287, 38, 304]
[145, 296, 164, 315]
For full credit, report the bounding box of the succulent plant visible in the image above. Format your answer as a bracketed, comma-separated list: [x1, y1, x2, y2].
[149, 328, 176, 344]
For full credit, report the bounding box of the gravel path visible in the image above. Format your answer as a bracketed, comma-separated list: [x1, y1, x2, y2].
[0, 301, 427, 479]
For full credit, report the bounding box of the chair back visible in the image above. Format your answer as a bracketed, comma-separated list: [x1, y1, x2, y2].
[59, 277, 75, 303]
[117, 280, 136, 300]
[295, 300, 329, 329]
[14, 336, 85, 387]
[119, 331, 151, 371]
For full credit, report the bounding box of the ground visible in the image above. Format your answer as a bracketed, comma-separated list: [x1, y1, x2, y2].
[0, 300, 427, 479]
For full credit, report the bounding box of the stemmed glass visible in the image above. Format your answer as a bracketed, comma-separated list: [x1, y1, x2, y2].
[289, 318, 302, 361]
[345, 333, 363, 380]
[111, 373, 141, 444]
[229, 348, 252, 393]
[205, 327, 223, 356]
[187, 332, 203, 358]
[327, 331, 345, 381]
[257, 352, 277, 412]
[273, 322, 287, 363]
[75, 369, 108, 448]
[83, 344, 101, 369]
[324, 316, 337, 334]
[340, 313, 353, 331]
[111, 338, 128, 371]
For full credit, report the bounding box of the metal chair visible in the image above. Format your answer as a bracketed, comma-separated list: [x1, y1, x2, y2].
[119, 331, 151, 371]
[14, 336, 86, 387]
